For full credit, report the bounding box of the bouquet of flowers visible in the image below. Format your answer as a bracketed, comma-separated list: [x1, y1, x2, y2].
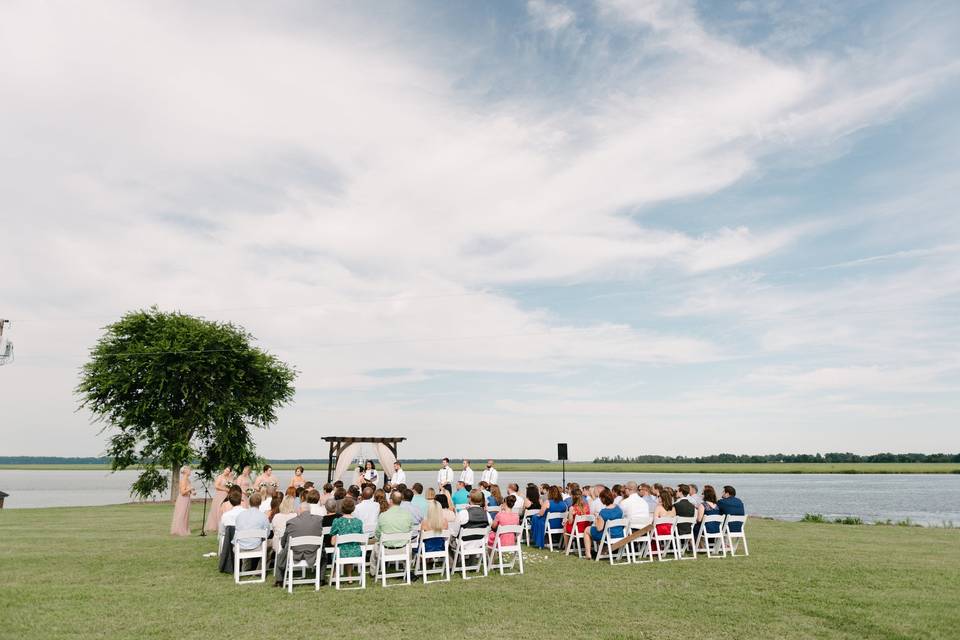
[225, 481, 237, 490]
[267, 480, 279, 490]
[244, 487, 255, 496]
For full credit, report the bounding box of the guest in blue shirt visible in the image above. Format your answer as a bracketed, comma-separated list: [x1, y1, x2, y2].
[452, 482, 470, 508]
[583, 488, 624, 560]
[717, 485, 745, 532]
[234, 493, 270, 551]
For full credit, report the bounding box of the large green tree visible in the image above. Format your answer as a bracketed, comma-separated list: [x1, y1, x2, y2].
[77, 307, 297, 500]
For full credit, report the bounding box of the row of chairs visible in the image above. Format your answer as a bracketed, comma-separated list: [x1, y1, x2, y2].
[231, 522, 525, 591]
[523, 509, 749, 564]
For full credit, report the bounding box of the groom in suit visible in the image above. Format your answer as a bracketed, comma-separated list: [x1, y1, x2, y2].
[274, 489, 326, 586]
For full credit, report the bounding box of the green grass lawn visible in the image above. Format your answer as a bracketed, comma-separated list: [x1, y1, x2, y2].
[1, 504, 957, 639]
[3, 461, 959, 473]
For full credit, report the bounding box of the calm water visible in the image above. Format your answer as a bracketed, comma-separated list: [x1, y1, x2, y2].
[1, 469, 958, 525]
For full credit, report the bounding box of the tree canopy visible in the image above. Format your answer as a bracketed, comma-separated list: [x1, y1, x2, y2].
[77, 308, 297, 499]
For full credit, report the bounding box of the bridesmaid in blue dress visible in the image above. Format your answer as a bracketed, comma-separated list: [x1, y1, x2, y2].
[532, 486, 567, 548]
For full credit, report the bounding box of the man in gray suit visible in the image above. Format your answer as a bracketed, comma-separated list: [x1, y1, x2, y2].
[274, 489, 325, 587]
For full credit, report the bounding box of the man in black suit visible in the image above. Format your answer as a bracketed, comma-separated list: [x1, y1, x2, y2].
[674, 484, 696, 535]
[274, 489, 325, 586]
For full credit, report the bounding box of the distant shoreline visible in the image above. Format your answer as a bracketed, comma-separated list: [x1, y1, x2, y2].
[2, 462, 958, 474]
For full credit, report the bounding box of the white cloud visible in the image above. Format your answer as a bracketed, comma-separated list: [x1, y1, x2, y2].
[1, 1, 958, 455]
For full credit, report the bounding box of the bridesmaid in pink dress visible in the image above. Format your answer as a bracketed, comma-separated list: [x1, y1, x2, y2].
[204, 466, 233, 533]
[237, 465, 252, 507]
[170, 466, 195, 536]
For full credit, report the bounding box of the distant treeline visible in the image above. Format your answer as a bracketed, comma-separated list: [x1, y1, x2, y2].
[593, 452, 960, 464]
[0, 456, 550, 465]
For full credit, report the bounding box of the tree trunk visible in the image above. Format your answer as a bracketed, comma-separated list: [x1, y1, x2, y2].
[170, 464, 180, 503]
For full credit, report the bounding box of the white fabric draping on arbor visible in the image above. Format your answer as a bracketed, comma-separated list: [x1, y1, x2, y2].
[332, 442, 363, 482]
[375, 443, 397, 480]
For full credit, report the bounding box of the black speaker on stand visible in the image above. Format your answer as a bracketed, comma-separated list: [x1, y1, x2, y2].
[557, 443, 568, 487]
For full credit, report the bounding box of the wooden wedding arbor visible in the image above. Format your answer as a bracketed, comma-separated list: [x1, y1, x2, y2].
[323, 436, 406, 482]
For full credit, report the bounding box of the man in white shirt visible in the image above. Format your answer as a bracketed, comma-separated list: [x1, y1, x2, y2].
[480, 460, 498, 485]
[507, 483, 524, 514]
[618, 481, 650, 527]
[218, 492, 245, 535]
[640, 483, 658, 511]
[354, 485, 380, 537]
[437, 458, 454, 492]
[460, 460, 475, 490]
[688, 483, 702, 508]
[391, 461, 406, 486]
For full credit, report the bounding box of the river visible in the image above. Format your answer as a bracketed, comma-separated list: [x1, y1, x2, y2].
[1, 469, 957, 525]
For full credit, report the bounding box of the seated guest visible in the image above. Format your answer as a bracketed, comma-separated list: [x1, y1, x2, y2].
[694, 485, 721, 540]
[354, 485, 380, 537]
[619, 481, 650, 527]
[488, 495, 520, 548]
[530, 486, 566, 549]
[259, 486, 275, 514]
[376, 491, 413, 548]
[652, 489, 677, 552]
[294, 486, 305, 511]
[611, 484, 623, 505]
[718, 485, 745, 531]
[347, 485, 360, 502]
[234, 493, 270, 562]
[401, 488, 424, 525]
[674, 484, 696, 536]
[267, 494, 283, 521]
[273, 489, 325, 587]
[319, 483, 334, 504]
[219, 488, 245, 535]
[507, 483, 524, 514]
[583, 488, 624, 560]
[688, 483, 701, 508]
[330, 497, 363, 577]
[562, 487, 591, 550]
[487, 484, 503, 508]
[411, 483, 428, 516]
[434, 493, 458, 536]
[451, 481, 470, 509]
[456, 490, 489, 541]
[420, 500, 450, 553]
[332, 487, 347, 515]
[271, 495, 297, 554]
[639, 483, 658, 512]
[589, 485, 606, 516]
[523, 484, 542, 514]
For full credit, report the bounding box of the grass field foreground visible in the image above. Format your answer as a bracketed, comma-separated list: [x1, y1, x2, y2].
[3, 461, 959, 473]
[0, 503, 958, 639]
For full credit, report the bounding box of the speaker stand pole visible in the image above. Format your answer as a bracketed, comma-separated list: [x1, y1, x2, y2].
[562, 459, 565, 487]
[198, 482, 209, 537]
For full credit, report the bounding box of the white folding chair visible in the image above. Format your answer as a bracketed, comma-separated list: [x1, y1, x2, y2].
[695, 515, 728, 558]
[594, 518, 632, 565]
[451, 527, 489, 579]
[651, 517, 680, 561]
[416, 530, 451, 584]
[522, 509, 537, 546]
[233, 529, 268, 584]
[628, 518, 654, 563]
[374, 532, 412, 587]
[723, 515, 749, 556]
[487, 524, 524, 576]
[565, 514, 595, 557]
[332, 534, 368, 590]
[544, 510, 568, 551]
[675, 516, 698, 560]
[283, 536, 323, 593]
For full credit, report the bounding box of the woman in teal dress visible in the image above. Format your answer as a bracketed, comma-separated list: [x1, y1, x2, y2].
[330, 497, 364, 558]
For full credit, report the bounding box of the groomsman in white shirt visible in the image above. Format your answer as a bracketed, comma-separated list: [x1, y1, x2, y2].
[437, 458, 454, 493]
[480, 459, 498, 485]
[391, 461, 406, 486]
[460, 459, 475, 490]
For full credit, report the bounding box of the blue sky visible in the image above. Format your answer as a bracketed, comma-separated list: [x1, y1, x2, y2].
[1, 0, 958, 459]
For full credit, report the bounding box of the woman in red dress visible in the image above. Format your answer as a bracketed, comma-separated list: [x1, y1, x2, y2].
[562, 487, 591, 550]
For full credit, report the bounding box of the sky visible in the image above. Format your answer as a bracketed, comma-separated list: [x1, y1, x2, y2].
[1, 0, 959, 460]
